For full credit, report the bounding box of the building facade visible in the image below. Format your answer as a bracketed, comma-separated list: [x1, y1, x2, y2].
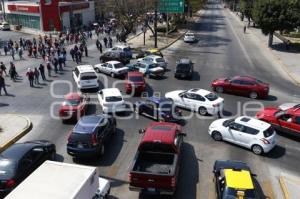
[3, 0, 94, 33]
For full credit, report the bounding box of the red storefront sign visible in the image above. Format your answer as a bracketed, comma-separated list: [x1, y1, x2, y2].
[7, 5, 40, 13]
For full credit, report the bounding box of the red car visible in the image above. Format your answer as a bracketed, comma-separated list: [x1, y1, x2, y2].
[125, 71, 146, 94]
[59, 92, 89, 122]
[211, 76, 269, 99]
[256, 104, 300, 137]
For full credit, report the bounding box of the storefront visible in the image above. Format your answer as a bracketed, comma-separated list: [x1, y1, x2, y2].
[4, 0, 95, 33]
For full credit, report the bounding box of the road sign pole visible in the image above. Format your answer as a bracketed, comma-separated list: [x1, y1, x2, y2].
[154, 0, 158, 48]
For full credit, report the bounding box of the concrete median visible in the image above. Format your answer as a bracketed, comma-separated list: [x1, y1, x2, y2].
[0, 114, 32, 153]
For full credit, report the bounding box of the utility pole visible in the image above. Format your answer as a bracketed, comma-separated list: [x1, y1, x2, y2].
[154, 0, 158, 48]
[1, 0, 6, 20]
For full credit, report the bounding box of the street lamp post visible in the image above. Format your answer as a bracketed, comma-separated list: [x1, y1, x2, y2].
[154, 0, 158, 48]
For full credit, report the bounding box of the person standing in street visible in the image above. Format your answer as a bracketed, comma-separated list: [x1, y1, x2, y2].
[99, 41, 103, 54]
[96, 39, 100, 51]
[108, 37, 113, 48]
[4, 45, 8, 56]
[11, 48, 15, 60]
[39, 64, 46, 81]
[84, 45, 88, 57]
[0, 62, 7, 76]
[34, 67, 40, 85]
[9, 62, 17, 81]
[18, 48, 23, 59]
[0, 74, 8, 96]
[52, 57, 58, 74]
[103, 37, 108, 48]
[243, 25, 246, 33]
[26, 68, 34, 87]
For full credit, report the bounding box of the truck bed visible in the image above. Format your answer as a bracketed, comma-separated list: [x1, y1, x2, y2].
[132, 152, 176, 175]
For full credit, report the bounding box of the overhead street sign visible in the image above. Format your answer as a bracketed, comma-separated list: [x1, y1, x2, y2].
[159, 0, 184, 13]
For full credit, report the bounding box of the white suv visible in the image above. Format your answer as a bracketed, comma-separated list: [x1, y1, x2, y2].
[208, 116, 277, 155]
[73, 65, 99, 89]
[97, 88, 127, 113]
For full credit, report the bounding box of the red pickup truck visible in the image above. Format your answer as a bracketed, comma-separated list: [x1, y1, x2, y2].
[129, 122, 185, 196]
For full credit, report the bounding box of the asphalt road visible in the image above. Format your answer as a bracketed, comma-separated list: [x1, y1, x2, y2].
[1, 0, 300, 199]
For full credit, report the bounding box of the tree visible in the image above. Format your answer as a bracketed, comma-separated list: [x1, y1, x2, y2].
[239, 0, 254, 26]
[252, 0, 295, 47]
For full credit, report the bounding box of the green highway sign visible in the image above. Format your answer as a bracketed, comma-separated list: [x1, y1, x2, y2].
[159, 0, 184, 13]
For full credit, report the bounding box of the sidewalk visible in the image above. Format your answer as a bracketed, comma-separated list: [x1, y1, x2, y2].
[279, 173, 300, 199]
[0, 114, 32, 152]
[228, 10, 300, 86]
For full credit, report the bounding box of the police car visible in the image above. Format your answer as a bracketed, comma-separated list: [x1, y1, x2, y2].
[213, 160, 259, 199]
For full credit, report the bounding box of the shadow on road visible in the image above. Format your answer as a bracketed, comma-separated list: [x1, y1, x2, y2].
[264, 145, 286, 159]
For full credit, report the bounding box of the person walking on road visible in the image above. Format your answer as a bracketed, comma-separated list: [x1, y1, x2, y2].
[4, 45, 8, 56]
[46, 62, 52, 77]
[99, 41, 103, 54]
[9, 62, 17, 81]
[52, 57, 58, 74]
[243, 25, 246, 33]
[84, 45, 88, 57]
[108, 37, 113, 48]
[18, 48, 23, 59]
[39, 64, 46, 81]
[0, 74, 8, 96]
[0, 62, 7, 76]
[96, 39, 100, 51]
[103, 37, 108, 48]
[11, 48, 15, 60]
[34, 67, 40, 85]
[26, 68, 34, 87]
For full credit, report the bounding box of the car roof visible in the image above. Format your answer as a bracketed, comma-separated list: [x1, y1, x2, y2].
[178, 59, 192, 64]
[188, 88, 211, 96]
[73, 115, 104, 134]
[64, 92, 81, 100]
[138, 60, 156, 66]
[235, 116, 270, 130]
[145, 55, 161, 59]
[233, 75, 256, 81]
[76, 65, 95, 73]
[101, 88, 122, 97]
[106, 61, 121, 65]
[128, 71, 143, 76]
[224, 169, 254, 190]
[114, 45, 129, 49]
[147, 97, 170, 104]
[1, 143, 38, 160]
[142, 122, 179, 145]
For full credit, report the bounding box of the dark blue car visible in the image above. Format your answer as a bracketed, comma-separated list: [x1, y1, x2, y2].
[134, 97, 182, 123]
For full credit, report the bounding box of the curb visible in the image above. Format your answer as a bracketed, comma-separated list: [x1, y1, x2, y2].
[0, 115, 33, 153]
[279, 176, 289, 199]
[158, 30, 188, 51]
[228, 10, 300, 86]
[127, 31, 144, 42]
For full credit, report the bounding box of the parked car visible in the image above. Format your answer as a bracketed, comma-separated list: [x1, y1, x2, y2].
[213, 160, 260, 199]
[72, 65, 99, 90]
[67, 115, 116, 158]
[110, 45, 133, 59]
[174, 58, 194, 79]
[165, 88, 224, 115]
[183, 32, 196, 43]
[256, 103, 300, 137]
[211, 76, 269, 99]
[0, 140, 56, 196]
[98, 88, 127, 113]
[0, 22, 10, 31]
[125, 71, 146, 94]
[59, 92, 90, 122]
[209, 116, 277, 155]
[99, 52, 130, 65]
[94, 61, 128, 78]
[135, 48, 164, 59]
[129, 122, 185, 196]
[137, 55, 167, 70]
[127, 61, 164, 78]
[134, 97, 182, 123]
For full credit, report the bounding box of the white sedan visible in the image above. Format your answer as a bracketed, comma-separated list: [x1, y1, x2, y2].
[208, 116, 277, 155]
[165, 88, 224, 115]
[137, 55, 167, 70]
[98, 88, 127, 113]
[183, 32, 196, 43]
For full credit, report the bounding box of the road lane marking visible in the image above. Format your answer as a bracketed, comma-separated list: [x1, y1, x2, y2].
[261, 180, 275, 199]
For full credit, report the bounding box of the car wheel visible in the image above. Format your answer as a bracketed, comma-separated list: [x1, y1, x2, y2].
[50, 151, 56, 160]
[111, 73, 115, 78]
[198, 107, 207, 115]
[252, 145, 263, 155]
[212, 131, 222, 141]
[249, 91, 258, 99]
[216, 86, 224, 93]
[95, 68, 100, 73]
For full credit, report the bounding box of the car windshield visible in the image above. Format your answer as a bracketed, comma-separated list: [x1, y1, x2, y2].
[264, 126, 274, 137]
[114, 63, 124, 69]
[159, 102, 173, 112]
[156, 58, 164, 62]
[177, 64, 190, 71]
[63, 99, 80, 106]
[123, 47, 131, 52]
[0, 159, 16, 179]
[186, 33, 194, 36]
[222, 187, 256, 199]
[274, 110, 286, 118]
[256, 79, 265, 84]
[129, 76, 144, 82]
[205, 93, 219, 101]
[223, 119, 234, 127]
[149, 64, 157, 69]
[80, 72, 97, 80]
[105, 96, 122, 102]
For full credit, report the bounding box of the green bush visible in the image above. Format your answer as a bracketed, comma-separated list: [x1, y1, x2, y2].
[285, 32, 300, 38]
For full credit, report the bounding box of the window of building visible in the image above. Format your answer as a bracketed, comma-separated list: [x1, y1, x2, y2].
[6, 14, 40, 30]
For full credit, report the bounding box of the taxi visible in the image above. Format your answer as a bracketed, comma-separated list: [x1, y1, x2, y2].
[213, 160, 259, 199]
